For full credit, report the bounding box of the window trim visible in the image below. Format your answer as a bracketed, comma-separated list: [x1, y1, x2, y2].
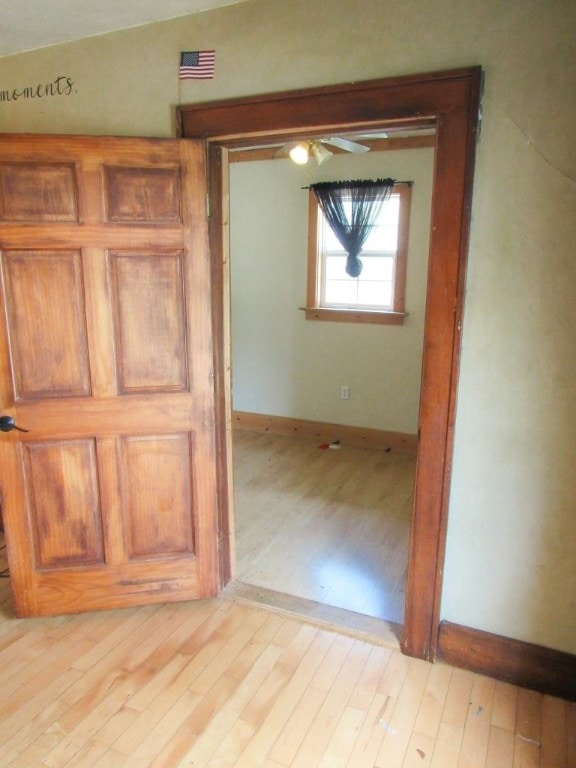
[305, 183, 411, 325]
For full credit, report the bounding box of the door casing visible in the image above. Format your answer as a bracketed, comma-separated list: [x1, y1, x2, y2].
[178, 66, 482, 660]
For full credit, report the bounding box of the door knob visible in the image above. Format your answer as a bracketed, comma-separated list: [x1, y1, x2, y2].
[0, 416, 30, 433]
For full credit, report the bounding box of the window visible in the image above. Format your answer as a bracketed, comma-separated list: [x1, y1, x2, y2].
[306, 183, 411, 325]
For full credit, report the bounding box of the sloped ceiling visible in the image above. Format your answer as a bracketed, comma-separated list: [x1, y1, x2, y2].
[0, 0, 252, 57]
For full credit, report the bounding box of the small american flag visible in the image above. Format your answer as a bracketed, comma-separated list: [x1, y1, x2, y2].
[179, 50, 216, 80]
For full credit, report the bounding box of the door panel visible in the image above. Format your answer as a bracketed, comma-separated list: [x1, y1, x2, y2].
[110, 251, 188, 393]
[3, 250, 91, 398]
[24, 439, 103, 568]
[0, 162, 79, 222]
[0, 135, 220, 617]
[103, 166, 182, 223]
[121, 433, 195, 559]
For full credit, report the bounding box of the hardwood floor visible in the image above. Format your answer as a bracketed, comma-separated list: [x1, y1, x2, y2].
[232, 430, 415, 625]
[0, 547, 574, 767]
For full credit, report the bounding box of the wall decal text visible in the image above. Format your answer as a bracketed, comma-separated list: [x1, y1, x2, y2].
[1, 75, 75, 103]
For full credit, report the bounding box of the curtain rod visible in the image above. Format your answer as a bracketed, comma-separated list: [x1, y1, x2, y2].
[301, 180, 413, 189]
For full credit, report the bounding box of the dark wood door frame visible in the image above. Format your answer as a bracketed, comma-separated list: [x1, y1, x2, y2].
[178, 66, 482, 660]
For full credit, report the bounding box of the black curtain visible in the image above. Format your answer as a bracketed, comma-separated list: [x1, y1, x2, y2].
[311, 178, 395, 277]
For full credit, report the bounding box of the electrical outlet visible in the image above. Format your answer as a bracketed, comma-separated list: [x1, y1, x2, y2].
[340, 385, 350, 400]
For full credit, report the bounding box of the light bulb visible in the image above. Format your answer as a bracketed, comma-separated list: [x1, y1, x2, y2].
[289, 142, 309, 165]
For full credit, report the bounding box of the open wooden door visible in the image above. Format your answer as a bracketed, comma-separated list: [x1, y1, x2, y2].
[0, 134, 221, 616]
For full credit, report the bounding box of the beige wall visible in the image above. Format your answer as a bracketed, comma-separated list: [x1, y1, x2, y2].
[229, 148, 433, 434]
[1, 0, 575, 655]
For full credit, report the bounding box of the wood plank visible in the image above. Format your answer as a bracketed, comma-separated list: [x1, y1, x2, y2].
[429, 722, 463, 768]
[346, 691, 397, 768]
[402, 732, 435, 767]
[457, 674, 496, 768]
[264, 630, 336, 761]
[485, 726, 515, 768]
[374, 658, 431, 766]
[317, 705, 366, 767]
[268, 686, 326, 766]
[441, 666, 474, 730]
[491, 680, 519, 733]
[289, 640, 374, 768]
[540, 695, 568, 768]
[413, 661, 453, 739]
[514, 687, 543, 768]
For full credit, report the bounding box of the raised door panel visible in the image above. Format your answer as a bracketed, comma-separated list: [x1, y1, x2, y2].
[23, 439, 104, 569]
[120, 433, 195, 560]
[2, 250, 91, 399]
[0, 163, 79, 222]
[110, 251, 188, 393]
[103, 166, 182, 223]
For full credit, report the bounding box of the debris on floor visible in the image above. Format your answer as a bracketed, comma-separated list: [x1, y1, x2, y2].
[318, 440, 341, 449]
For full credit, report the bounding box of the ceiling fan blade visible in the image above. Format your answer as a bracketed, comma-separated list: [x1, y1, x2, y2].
[322, 137, 370, 153]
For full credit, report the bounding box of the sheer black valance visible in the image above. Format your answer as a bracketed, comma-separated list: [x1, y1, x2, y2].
[310, 178, 395, 277]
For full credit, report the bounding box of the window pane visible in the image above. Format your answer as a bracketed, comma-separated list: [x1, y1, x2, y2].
[324, 255, 348, 279]
[358, 255, 393, 280]
[364, 225, 398, 252]
[324, 279, 358, 305]
[364, 203, 400, 251]
[357, 281, 393, 307]
[379, 196, 400, 227]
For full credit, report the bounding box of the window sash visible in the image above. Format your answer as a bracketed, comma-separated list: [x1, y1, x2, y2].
[320, 251, 396, 310]
[317, 192, 401, 311]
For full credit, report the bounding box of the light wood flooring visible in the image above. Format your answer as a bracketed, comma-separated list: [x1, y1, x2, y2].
[0, 536, 574, 767]
[232, 430, 415, 625]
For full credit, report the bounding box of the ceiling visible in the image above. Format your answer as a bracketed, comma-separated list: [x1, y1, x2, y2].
[0, 0, 251, 58]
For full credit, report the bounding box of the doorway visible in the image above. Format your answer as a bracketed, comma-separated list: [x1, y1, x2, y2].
[178, 67, 481, 659]
[227, 135, 434, 629]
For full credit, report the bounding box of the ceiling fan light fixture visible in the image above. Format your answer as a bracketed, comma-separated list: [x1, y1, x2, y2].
[289, 141, 309, 165]
[311, 142, 333, 165]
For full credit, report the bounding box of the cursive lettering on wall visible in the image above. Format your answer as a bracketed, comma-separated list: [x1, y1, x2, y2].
[0, 75, 75, 103]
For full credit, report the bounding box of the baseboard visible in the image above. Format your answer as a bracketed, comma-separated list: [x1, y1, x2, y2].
[232, 411, 418, 454]
[437, 621, 576, 702]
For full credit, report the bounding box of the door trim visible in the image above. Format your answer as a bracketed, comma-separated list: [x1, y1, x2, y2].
[178, 66, 482, 660]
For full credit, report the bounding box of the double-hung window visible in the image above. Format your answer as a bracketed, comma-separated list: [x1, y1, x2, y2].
[306, 183, 411, 325]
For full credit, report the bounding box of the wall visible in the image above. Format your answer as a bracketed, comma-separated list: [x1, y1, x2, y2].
[1, 0, 575, 655]
[229, 148, 433, 434]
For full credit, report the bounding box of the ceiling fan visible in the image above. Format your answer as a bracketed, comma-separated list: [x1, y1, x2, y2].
[282, 136, 372, 166]
[262, 124, 433, 165]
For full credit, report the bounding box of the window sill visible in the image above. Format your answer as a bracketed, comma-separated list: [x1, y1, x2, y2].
[303, 307, 408, 325]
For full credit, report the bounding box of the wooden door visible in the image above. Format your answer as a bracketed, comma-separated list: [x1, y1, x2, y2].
[0, 134, 221, 617]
